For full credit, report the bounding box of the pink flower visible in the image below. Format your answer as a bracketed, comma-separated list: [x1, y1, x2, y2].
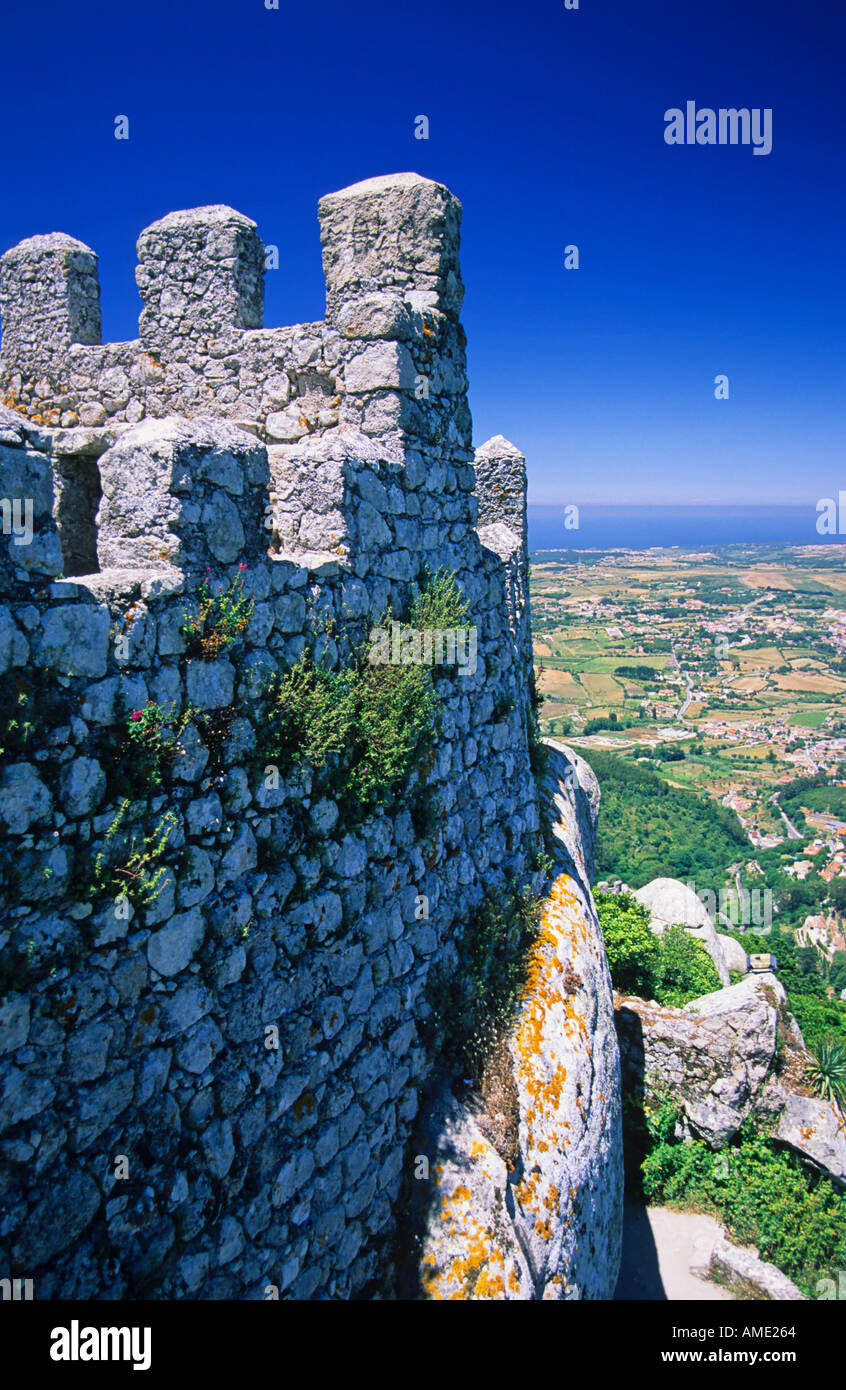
[131, 710, 142, 722]
[239, 562, 247, 569]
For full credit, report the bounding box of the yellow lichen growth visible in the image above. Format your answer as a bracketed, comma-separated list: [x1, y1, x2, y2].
[475, 1268, 506, 1299]
[423, 846, 603, 1298]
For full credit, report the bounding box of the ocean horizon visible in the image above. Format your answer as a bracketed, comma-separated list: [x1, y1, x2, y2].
[527, 503, 843, 552]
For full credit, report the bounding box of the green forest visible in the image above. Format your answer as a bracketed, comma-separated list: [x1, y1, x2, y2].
[585, 751, 846, 1044]
[586, 750, 749, 896]
[779, 775, 846, 830]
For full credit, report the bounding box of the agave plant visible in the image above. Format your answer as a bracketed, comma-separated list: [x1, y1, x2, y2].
[805, 1037, 846, 1111]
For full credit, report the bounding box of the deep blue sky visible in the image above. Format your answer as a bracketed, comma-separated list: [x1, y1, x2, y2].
[1, 0, 843, 505]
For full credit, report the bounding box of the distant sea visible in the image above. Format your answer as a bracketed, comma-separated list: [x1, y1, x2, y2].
[527, 504, 841, 553]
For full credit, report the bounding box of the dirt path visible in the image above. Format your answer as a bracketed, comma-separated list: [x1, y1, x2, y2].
[615, 1204, 735, 1300]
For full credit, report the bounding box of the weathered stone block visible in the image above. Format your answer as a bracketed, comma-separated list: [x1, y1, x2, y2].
[147, 908, 206, 977]
[35, 605, 110, 678]
[96, 419, 269, 572]
[319, 173, 463, 321]
[0, 763, 52, 833]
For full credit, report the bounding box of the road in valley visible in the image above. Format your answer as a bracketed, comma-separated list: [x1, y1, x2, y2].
[670, 644, 695, 722]
[769, 791, 803, 841]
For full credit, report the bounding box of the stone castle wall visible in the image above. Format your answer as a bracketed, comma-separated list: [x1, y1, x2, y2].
[0, 174, 547, 1298]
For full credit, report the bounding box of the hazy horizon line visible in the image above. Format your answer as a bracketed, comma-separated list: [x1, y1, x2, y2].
[526, 499, 822, 509]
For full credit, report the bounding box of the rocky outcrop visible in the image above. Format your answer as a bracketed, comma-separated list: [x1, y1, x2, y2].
[716, 933, 750, 975]
[773, 1090, 846, 1185]
[617, 967, 846, 1186]
[411, 743, 623, 1299]
[634, 877, 730, 985]
[616, 973, 780, 1147]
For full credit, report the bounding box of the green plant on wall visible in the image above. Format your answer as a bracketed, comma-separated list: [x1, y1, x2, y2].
[89, 799, 178, 907]
[346, 660, 437, 808]
[406, 565, 470, 630]
[424, 883, 543, 1077]
[121, 700, 194, 792]
[262, 657, 358, 772]
[261, 645, 437, 820]
[259, 567, 469, 821]
[0, 670, 69, 762]
[181, 567, 254, 660]
[0, 673, 36, 758]
[527, 667, 548, 782]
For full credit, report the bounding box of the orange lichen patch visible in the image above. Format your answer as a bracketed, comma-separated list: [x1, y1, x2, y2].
[513, 1166, 542, 1214]
[421, 1217, 510, 1301]
[449, 1185, 472, 1205]
[475, 1268, 506, 1298]
[425, 833, 605, 1297]
[513, 877, 587, 1104]
[507, 873, 601, 1241]
[420, 1271, 444, 1300]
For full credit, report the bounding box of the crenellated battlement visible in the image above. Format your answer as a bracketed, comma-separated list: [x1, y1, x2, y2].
[0, 232, 102, 372]
[318, 172, 463, 321]
[0, 173, 520, 596]
[0, 174, 464, 440]
[136, 205, 266, 357]
[0, 174, 575, 1305]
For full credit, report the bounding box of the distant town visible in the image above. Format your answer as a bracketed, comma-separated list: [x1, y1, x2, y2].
[531, 543, 846, 972]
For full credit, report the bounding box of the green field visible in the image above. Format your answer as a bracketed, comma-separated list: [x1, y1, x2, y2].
[791, 708, 829, 729]
[531, 545, 846, 833]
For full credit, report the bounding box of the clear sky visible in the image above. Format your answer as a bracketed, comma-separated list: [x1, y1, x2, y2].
[1, 0, 843, 505]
